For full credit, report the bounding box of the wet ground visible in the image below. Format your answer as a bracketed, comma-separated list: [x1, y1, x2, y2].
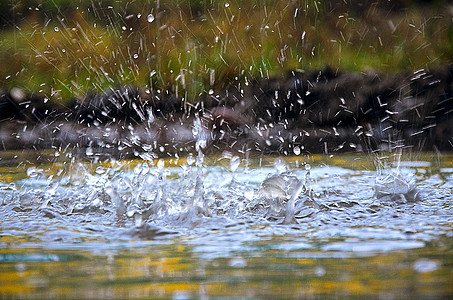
[0, 152, 452, 298]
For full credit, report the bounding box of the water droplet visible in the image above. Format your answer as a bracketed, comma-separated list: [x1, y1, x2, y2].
[305, 164, 311, 171]
[137, 13, 141, 19]
[86, 147, 94, 156]
[133, 53, 139, 59]
[26, 167, 42, 178]
[187, 155, 195, 166]
[147, 14, 155, 23]
[225, 2, 230, 8]
[95, 166, 105, 174]
[274, 158, 287, 173]
[54, 26, 59, 32]
[141, 162, 150, 174]
[229, 156, 240, 172]
[192, 127, 199, 137]
[293, 146, 301, 155]
[157, 159, 165, 170]
[208, 89, 214, 95]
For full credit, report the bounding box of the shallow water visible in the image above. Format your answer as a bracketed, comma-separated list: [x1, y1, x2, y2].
[1, 151, 452, 298]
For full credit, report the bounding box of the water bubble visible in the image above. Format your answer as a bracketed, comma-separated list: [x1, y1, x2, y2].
[229, 257, 247, 268]
[293, 146, 301, 156]
[413, 259, 440, 273]
[229, 156, 240, 172]
[315, 266, 326, 276]
[147, 14, 155, 23]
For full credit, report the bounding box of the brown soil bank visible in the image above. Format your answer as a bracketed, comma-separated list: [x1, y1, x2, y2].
[1, 66, 452, 157]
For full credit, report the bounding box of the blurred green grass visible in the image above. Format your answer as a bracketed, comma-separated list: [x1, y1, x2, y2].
[0, 0, 452, 103]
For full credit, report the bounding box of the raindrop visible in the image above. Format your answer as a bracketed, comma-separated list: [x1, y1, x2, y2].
[133, 53, 139, 59]
[147, 14, 155, 23]
[293, 146, 301, 156]
[208, 89, 214, 95]
[54, 26, 59, 32]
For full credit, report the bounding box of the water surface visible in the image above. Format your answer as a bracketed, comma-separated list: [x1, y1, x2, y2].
[1, 152, 452, 298]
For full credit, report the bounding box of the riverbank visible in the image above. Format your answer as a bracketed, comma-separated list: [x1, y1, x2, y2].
[1, 66, 452, 157]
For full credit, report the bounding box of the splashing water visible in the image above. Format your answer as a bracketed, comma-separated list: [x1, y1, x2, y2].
[0, 153, 452, 255]
[374, 153, 422, 203]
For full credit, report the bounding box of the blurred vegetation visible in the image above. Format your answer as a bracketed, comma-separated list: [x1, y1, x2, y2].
[0, 0, 452, 103]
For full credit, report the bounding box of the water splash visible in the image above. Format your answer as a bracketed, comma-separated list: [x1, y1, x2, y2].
[1, 151, 452, 252]
[257, 158, 313, 223]
[374, 153, 421, 203]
